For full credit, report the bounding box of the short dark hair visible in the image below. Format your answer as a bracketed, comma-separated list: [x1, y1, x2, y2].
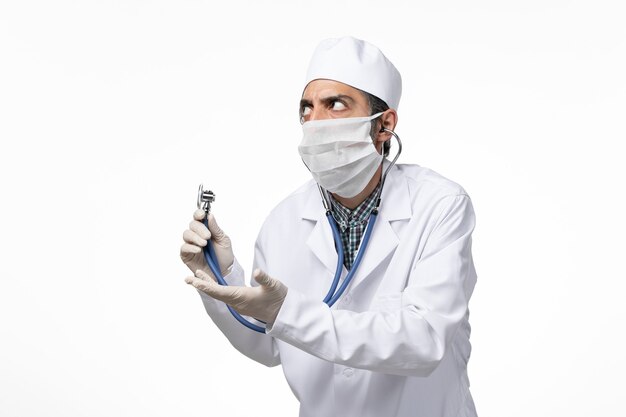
[361, 90, 391, 157]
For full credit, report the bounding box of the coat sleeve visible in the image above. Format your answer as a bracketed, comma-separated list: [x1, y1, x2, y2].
[266, 194, 476, 377]
[195, 258, 281, 367]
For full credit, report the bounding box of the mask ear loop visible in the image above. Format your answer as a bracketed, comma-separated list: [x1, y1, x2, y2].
[373, 128, 402, 213]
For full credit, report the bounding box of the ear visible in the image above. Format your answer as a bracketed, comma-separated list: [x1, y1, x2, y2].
[375, 109, 398, 144]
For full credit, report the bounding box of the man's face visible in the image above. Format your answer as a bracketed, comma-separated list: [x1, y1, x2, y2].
[299, 79, 370, 124]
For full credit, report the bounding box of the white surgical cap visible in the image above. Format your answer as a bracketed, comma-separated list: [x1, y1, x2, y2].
[304, 36, 402, 110]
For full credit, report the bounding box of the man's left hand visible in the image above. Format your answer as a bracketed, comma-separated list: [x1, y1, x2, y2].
[185, 269, 288, 325]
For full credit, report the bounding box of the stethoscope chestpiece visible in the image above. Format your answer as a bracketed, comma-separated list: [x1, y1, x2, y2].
[197, 184, 216, 214]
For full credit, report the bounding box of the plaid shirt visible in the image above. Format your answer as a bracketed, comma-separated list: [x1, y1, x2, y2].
[330, 183, 381, 270]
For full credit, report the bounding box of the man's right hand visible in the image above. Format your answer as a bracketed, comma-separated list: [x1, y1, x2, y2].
[180, 209, 235, 279]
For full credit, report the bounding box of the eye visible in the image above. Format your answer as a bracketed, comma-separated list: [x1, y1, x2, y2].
[299, 106, 311, 124]
[331, 101, 346, 111]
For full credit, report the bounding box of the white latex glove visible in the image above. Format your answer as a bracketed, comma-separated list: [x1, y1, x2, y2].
[185, 269, 288, 324]
[180, 209, 234, 278]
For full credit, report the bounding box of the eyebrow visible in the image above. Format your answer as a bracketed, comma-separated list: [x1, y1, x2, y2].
[299, 94, 356, 112]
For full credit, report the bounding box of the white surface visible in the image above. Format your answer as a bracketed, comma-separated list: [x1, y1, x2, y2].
[1, 1, 624, 416]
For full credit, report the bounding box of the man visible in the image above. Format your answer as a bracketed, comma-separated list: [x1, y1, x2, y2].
[181, 36, 478, 417]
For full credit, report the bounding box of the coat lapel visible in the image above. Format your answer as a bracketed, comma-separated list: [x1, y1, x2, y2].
[305, 211, 341, 275]
[302, 183, 341, 275]
[346, 165, 411, 292]
[302, 164, 412, 292]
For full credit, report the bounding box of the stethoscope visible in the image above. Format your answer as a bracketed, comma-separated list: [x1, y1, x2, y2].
[197, 128, 402, 333]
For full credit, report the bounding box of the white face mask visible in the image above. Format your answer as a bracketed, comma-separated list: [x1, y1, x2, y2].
[298, 113, 384, 198]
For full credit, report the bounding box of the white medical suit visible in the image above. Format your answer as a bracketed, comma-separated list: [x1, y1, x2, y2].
[196, 163, 478, 417]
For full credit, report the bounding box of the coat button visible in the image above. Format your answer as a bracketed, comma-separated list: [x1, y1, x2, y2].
[342, 368, 354, 378]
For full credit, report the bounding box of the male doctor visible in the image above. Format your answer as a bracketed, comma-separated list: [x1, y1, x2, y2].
[181, 36, 478, 417]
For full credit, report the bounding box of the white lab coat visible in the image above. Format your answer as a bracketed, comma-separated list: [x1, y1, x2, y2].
[197, 163, 478, 417]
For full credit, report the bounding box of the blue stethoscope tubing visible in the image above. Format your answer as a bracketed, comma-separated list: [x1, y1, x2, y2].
[202, 228, 266, 333]
[323, 211, 378, 306]
[202, 211, 378, 333]
[200, 126, 401, 333]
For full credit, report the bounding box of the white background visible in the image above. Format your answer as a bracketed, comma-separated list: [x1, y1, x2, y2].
[1, 1, 625, 416]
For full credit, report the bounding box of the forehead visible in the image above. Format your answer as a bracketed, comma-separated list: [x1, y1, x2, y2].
[302, 79, 367, 103]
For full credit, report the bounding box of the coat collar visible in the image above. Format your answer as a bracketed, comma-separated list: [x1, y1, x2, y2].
[301, 162, 412, 222]
[302, 163, 412, 293]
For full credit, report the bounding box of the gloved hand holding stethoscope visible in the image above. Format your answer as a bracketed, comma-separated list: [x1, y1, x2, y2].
[181, 204, 288, 326]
